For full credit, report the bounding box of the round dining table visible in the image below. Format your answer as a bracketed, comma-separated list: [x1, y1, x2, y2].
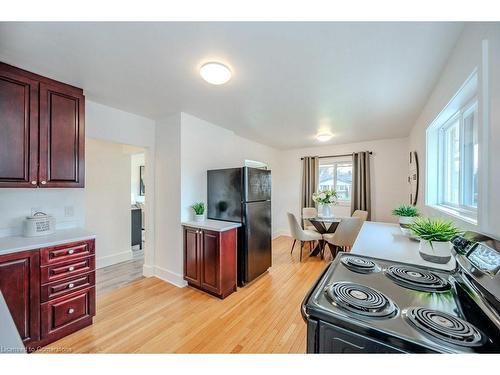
[306, 217, 341, 258]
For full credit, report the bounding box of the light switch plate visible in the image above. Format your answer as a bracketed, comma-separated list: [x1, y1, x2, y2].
[64, 206, 74, 217]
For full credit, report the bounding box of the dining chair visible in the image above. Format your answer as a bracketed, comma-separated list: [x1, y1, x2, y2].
[323, 217, 363, 258]
[352, 210, 369, 222]
[302, 207, 317, 231]
[287, 212, 323, 261]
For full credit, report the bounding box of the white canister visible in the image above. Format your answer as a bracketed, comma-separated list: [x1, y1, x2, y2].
[23, 212, 56, 237]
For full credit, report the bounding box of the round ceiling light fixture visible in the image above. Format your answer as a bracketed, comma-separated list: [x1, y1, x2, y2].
[200, 62, 232, 85]
[316, 132, 333, 142]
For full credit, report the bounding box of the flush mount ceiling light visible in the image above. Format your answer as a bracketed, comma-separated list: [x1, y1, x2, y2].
[316, 132, 333, 142]
[200, 62, 232, 85]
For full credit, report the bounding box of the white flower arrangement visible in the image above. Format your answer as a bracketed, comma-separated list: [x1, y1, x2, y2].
[312, 189, 338, 205]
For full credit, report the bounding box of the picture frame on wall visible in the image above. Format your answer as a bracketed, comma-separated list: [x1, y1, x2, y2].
[139, 165, 145, 196]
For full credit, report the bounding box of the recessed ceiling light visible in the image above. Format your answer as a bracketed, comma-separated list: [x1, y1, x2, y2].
[316, 132, 333, 142]
[200, 62, 232, 85]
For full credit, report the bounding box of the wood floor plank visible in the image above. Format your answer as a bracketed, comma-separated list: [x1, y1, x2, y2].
[42, 236, 328, 353]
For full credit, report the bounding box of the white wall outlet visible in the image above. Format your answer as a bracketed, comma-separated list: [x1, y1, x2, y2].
[64, 206, 74, 217]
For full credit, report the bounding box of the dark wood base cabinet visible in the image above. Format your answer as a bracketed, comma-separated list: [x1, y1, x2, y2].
[183, 226, 237, 299]
[0, 239, 96, 352]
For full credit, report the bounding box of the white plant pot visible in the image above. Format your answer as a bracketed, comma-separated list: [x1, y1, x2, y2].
[194, 214, 205, 222]
[418, 240, 452, 264]
[399, 216, 416, 226]
[318, 203, 334, 218]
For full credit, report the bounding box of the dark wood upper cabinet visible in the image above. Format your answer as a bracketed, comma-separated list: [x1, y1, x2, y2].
[0, 250, 40, 345]
[0, 65, 39, 187]
[39, 82, 85, 187]
[0, 62, 85, 188]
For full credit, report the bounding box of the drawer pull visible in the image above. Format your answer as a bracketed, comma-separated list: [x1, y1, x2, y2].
[68, 283, 75, 289]
[31, 180, 37, 185]
[41, 180, 47, 185]
[68, 266, 75, 272]
[68, 308, 75, 314]
[68, 249, 75, 255]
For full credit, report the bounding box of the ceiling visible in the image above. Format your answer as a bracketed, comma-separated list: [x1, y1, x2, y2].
[0, 22, 464, 149]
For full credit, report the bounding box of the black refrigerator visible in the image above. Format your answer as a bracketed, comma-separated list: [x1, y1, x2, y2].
[207, 167, 272, 286]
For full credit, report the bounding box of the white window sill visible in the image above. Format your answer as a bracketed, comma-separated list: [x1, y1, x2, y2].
[426, 204, 478, 226]
[336, 201, 351, 207]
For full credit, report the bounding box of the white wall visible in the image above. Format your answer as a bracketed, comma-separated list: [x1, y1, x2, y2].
[408, 23, 500, 238]
[131, 153, 145, 204]
[274, 137, 409, 236]
[85, 138, 132, 268]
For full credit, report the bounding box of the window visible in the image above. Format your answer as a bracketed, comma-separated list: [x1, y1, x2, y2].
[426, 70, 479, 223]
[318, 158, 352, 202]
[438, 100, 478, 218]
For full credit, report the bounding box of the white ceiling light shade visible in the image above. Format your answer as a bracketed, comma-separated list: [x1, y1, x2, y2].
[200, 62, 232, 85]
[316, 132, 333, 142]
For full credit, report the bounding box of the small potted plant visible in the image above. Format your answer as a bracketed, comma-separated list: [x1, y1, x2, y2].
[392, 204, 419, 226]
[192, 202, 206, 222]
[312, 189, 338, 218]
[409, 218, 462, 264]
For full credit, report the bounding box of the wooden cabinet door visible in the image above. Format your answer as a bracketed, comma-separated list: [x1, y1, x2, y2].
[0, 65, 39, 187]
[0, 250, 40, 345]
[200, 230, 220, 294]
[184, 227, 201, 286]
[39, 82, 85, 188]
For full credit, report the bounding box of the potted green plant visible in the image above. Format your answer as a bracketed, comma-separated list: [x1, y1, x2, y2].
[392, 204, 419, 226]
[312, 189, 338, 218]
[192, 202, 206, 222]
[408, 218, 462, 264]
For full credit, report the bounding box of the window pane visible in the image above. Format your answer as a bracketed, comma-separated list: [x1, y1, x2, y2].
[318, 165, 334, 192]
[463, 107, 478, 207]
[335, 163, 352, 201]
[443, 120, 460, 205]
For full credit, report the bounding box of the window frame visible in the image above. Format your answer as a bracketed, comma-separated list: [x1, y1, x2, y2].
[318, 157, 353, 205]
[436, 98, 478, 221]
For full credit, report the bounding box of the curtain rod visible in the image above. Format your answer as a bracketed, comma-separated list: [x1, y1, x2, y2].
[300, 151, 373, 160]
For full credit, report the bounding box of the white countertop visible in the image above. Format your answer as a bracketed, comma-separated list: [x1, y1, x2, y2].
[351, 222, 456, 271]
[182, 219, 241, 232]
[0, 228, 96, 256]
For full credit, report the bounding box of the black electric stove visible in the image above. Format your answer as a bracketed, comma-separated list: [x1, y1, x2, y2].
[301, 232, 500, 353]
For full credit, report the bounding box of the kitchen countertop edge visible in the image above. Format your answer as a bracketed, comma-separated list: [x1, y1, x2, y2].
[182, 219, 242, 232]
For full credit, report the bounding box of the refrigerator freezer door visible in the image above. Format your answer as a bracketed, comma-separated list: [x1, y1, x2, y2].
[244, 167, 271, 202]
[207, 168, 243, 222]
[243, 200, 272, 283]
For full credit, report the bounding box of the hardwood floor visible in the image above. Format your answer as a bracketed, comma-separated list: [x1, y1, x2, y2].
[44, 236, 328, 353]
[96, 250, 144, 295]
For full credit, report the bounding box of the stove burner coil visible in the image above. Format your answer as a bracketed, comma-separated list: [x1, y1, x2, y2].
[385, 265, 450, 292]
[325, 282, 397, 318]
[405, 307, 483, 347]
[340, 256, 378, 273]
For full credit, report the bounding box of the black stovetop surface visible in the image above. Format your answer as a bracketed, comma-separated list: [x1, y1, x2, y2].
[305, 253, 500, 353]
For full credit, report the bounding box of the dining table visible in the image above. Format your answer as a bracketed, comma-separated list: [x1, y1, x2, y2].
[305, 216, 341, 258]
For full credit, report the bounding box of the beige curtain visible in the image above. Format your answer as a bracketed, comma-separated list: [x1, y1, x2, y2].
[301, 156, 319, 209]
[351, 152, 371, 220]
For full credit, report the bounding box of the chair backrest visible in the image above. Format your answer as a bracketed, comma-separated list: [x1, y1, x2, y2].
[330, 217, 363, 247]
[302, 207, 317, 218]
[287, 212, 308, 241]
[352, 210, 368, 222]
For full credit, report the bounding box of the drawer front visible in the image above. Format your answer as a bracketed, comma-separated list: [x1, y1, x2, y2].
[41, 272, 95, 302]
[40, 240, 95, 266]
[41, 256, 95, 284]
[41, 287, 95, 338]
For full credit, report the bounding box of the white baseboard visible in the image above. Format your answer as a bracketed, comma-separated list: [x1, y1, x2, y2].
[273, 230, 290, 239]
[142, 263, 155, 277]
[153, 266, 187, 288]
[96, 250, 133, 269]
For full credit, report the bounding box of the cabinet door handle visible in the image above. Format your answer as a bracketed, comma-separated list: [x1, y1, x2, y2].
[41, 180, 47, 185]
[31, 180, 37, 185]
[68, 266, 75, 272]
[68, 249, 74, 255]
[68, 308, 75, 314]
[68, 283, 75, 289]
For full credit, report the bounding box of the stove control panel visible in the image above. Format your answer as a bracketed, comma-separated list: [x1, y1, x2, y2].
[468, 244, 500, 276]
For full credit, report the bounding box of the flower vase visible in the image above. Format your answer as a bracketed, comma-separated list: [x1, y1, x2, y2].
[319, 203, 334, 219]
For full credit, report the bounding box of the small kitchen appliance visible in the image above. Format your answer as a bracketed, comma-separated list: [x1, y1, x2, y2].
[23, 212, 56, 237]
[302, 231, 500, 353]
